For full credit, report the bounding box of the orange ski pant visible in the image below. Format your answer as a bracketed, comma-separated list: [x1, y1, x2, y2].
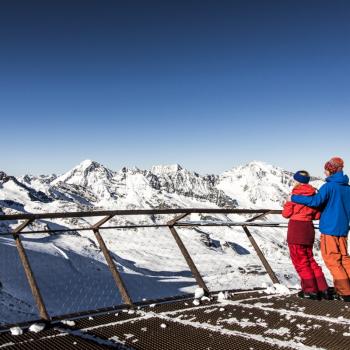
[320, 234, 350, 295]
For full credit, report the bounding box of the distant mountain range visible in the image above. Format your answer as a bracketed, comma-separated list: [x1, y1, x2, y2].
[2, 160, 323, 216]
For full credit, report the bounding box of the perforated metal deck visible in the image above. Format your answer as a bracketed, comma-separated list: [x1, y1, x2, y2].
[2, 290, 350, 349]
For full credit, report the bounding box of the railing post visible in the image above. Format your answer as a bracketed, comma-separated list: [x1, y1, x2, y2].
[91, 216, 133, 307]
[242, 225, 280, 284]
[246, 210, 273, 223]
[168, 213, 210, 296]
[12, 219, 50, 321]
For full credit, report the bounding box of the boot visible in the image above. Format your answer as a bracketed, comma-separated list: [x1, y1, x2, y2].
[297, 290, 320, 300]
[335, 294, 350, 302]
[319, 288, 335, 300]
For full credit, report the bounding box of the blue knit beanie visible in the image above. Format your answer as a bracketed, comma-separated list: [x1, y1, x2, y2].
[293, 171, 310, 184]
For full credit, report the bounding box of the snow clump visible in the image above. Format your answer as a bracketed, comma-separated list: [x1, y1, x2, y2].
[29, 323, 46, 333]
[263, 283, 291, 295]
[10, 327, 23, 336]
[217, 291, 229, 302]
[194, 288, 205, 299]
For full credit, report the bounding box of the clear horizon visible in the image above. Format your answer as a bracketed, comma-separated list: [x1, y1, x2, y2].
[1, 1, 349, 177]
[6, 158, 333, 179]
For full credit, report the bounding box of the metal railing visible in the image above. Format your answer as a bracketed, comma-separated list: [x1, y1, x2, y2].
[0, 208, 284, 323]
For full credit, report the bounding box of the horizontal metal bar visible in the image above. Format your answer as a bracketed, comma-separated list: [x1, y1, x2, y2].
[0, 224, 170, 235]
[0, 208, 281, 221]
[0, 221, 318, 236]
[176, 223, 292, 229]
[0, 222, 295, 236]
[176, 221, 291, 227]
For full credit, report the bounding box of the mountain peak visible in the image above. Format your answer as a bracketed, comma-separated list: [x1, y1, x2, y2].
[244, 160, 276, 169]
[52, 159, 114, 187]
[77, 159, 103, 170]
[151, 164, 183, 174]
[0, 171, 10, 183]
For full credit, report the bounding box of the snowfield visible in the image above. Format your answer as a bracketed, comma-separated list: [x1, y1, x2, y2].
[0, 160, 330, 325]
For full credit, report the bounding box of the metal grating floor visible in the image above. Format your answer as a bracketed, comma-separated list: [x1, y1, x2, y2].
[2, 290, 350, 349]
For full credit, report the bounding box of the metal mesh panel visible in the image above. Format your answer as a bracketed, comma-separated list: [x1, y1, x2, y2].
[20, 231, 122, 318]
[246, 226, 334, 288]
[174, 225, 273, 292]
[0, 235, 39, 325]
[101, 227, 197, 303]
[0, 209, 289, 327]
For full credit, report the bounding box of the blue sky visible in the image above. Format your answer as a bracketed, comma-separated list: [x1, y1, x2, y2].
[1, 0, 350, 176]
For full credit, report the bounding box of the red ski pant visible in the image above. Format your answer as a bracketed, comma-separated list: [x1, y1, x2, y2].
[288, 244, 328, 293]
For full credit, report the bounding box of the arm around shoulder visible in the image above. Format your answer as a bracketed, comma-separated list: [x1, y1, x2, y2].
[291, 183, 330, 207]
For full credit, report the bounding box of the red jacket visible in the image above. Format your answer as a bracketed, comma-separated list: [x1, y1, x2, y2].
[282, 184, 321, 221]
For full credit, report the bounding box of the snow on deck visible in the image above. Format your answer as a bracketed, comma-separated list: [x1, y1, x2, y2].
[1, 290, 350, 349]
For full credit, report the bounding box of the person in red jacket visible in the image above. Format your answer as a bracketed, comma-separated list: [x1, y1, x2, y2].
[283, 170, 329, 300]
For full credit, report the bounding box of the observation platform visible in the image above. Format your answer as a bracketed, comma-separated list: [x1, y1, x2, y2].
[0, 208, 347, 349]
[1, 290, 350, 350]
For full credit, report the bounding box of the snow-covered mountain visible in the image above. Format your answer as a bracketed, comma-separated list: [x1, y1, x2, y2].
[0, 160, 327, 325]
[3, 160, 306, 214]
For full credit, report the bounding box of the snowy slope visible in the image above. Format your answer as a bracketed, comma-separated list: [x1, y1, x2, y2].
[0, 160, 328, 325]
[217, 161, 294, 209]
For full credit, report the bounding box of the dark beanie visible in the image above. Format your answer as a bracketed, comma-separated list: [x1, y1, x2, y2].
[293, 171, 310, 184]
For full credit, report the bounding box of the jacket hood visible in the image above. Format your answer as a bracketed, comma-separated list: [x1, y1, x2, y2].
[292, 184, 317, 195]
[326, 171, 349, 185]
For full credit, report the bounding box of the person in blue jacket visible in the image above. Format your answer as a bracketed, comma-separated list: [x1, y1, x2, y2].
[291, 157, 350, 300]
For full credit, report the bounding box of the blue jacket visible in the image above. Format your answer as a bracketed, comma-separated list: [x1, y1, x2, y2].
[291, 171, 350, 236]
